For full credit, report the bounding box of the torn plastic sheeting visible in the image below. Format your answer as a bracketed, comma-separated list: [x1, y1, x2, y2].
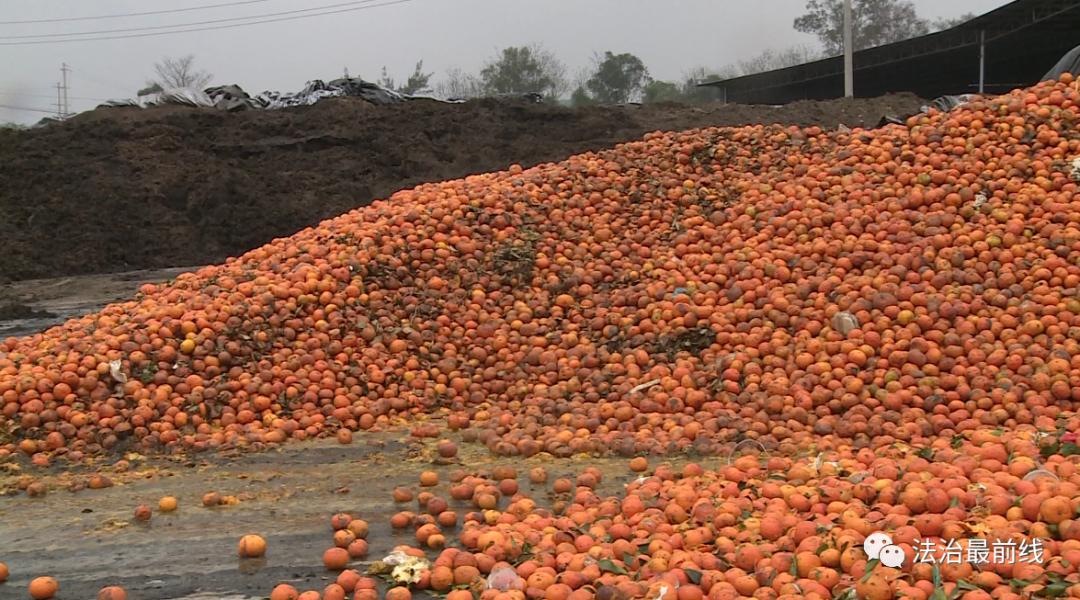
[876, 93, 977, 128]
[1043, 44, 1080, 81]
[93, 77, 457, 115]
[108, 359, 127, 383]
[151, 87, 215, 108]
[255, 77, 409, 109]
[373, 550, 431, 585]
[922, 94, 976, 114]
[326, 77, 407, 104]
[206, 84, 266, 111]
[97, 99, 141, 108]
[486, 567, 525, 591]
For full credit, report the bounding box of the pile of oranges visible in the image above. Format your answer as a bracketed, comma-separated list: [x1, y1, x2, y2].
[253, 439, 1080, 600]
[2, 76, 1080, 597]
[417, 440, 1080, 600]
[2, 79, 1080, 463]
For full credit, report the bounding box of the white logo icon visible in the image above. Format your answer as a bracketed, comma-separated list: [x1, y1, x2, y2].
[863, 532, 893, 560]
[880, 544, 905, 568]
[865, 531, 906, 568]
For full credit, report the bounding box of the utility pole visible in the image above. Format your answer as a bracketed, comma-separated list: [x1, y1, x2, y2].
[978, 30, 986, 94]
[843, 0, 854, 98]
[55, 82, 63, 119]
[60, 63, 71, 117]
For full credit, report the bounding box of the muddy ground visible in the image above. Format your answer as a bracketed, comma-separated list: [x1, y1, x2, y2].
[0, 94, 924, 283]
[0, 429, 696, 599]
[0, 266, 199, 339]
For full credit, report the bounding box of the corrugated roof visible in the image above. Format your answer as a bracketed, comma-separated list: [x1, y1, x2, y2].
[701, 0, 1080, 103]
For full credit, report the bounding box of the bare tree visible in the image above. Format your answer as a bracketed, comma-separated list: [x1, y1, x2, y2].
[149, 55, 212, 90]
[680, 66, 733, 103]
[436, 67, 484, 99]
[736, 45, 821, 75]
[534, 45, 570, 99]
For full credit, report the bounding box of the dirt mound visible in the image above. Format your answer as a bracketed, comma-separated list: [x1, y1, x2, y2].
[0, 93, 923, 281]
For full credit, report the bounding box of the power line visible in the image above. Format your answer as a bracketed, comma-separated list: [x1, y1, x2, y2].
[0, 0, 275, 25]
[0, 0, 415, 46]
[0, 103, 56, 114]
[0, 91, 113, 101]
[0, 0, 414, 46]
[1, 0, 400, 40]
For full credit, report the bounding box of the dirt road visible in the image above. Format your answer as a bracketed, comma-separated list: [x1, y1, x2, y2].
[0, 432, 670, 599]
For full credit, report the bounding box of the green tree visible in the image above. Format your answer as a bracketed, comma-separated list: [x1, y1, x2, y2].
[392, 61, 434, 95]
[379, 61, 435, 95]
[793, 0, 930, 55]
[377, 66, 395, 90]
[479, 45, 568, 99]
[570, 86, 594, 106]
[586, 52, 650, 104]
[642, 80, 682, 103]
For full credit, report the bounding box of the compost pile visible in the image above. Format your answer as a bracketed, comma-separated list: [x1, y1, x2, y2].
[4, 77, 1080, 598]
[0, 93, 924, 282]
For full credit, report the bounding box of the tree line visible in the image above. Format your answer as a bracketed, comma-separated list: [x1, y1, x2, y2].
[149, 0, 976, 106]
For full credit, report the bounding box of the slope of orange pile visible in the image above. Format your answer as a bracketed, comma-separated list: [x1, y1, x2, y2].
[1, 78, 1079, 466]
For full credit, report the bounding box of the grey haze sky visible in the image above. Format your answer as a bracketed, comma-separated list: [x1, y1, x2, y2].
[2, 0, 1008, 124]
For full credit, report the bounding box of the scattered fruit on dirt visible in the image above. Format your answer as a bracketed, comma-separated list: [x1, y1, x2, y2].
[237, 534, 267, 558]
[336, 569, 362, 592]
[270, 583, 300, 600]
[385, 586, 412, 600]
[202, 492, 222, 507]
[333, 529, 355, 548]
[28, 576, 58, 599]
[87, 475, 114, 489]
[436, 439, 458, 458]
[330, 512, 353, 530]
[419, 471, 439, 487]
[336, 429, 353, 445]
[26, 481, 46, 497]
[0, 561, 7, 583]
[323, 583, 346, 600]
[323, 546, 350, 570]
[346, 538, 369, 559]
[528, 467, 547, 484]
[133, 504, 152, 522]
[390, 511, 414, 529]
[346, 518, 369, 539]
[97, 585, 127, 600]
[158, 496, 178, 512]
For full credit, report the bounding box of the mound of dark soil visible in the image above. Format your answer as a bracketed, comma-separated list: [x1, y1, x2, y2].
[0, 93, 923, 281]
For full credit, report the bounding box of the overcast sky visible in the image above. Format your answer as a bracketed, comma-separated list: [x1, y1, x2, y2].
[1, 0, 1009, 124]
